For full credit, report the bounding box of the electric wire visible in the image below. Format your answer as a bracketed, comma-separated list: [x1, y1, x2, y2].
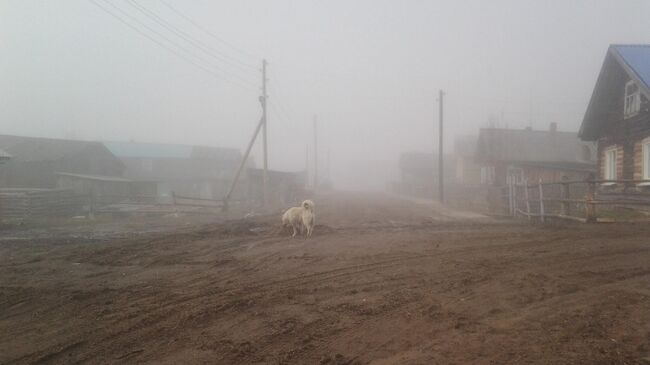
[124, 0, 259, 74]
[159, 0, 262, 62]
[89, 0, 258, 91]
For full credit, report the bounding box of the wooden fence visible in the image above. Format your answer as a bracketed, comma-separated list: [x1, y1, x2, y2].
[170, 192, 224, 208]
[499, 178, 650, 223]
[0, 189, 86, 220]
[0, 189, 241, 221]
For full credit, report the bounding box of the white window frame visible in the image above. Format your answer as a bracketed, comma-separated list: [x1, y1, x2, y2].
[604, 147, 617, 180]
[643, 138, 650, 180]
[624, 80, 641, 119]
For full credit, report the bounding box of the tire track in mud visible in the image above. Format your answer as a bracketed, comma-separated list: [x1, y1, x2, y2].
[68, 228, 594, 356]
[9, 232, 633, 363]
[71, 235, 575, 362]
[55, 252, 440, 363]
[265, 263, 650, 364]
[10, 222, 650, 364]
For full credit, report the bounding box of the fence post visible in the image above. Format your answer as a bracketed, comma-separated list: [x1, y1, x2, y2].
[538, 179, 545, 223]
[512, 179, 518, 217]
[585, 177, 596, 223]
[87, 193, 95, 220]
[88, 182, 96, 219]
[524, 179, 531, 221]
[507, 177, 513, 216]
[560, 179, 570, 217]
[171, 191, 179, 217]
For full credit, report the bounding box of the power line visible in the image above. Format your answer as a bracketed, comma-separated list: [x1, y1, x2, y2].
[103, 0, 258, 89]
[89, 0, 258, 91]
[159, 0, 262, 62]
[124, 0, 258, 73]
[267, 70, 301, 124]
[268, 88, 297, 126]
[268, 99, 293, 127]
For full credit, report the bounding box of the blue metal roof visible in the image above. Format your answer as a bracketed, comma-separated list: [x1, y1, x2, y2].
[103, 141, 193, 159]
[612, 45, 650, 90]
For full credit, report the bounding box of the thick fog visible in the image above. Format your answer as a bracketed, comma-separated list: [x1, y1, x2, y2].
[2, 0, 650, 190]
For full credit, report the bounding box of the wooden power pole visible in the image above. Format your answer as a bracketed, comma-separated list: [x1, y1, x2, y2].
[438, 90, 444, 203]
[262, 59, 269, 208]
[222, 59, 269, 211]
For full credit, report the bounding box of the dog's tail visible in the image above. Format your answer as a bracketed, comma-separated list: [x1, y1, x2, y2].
[281, 210, 289, 225]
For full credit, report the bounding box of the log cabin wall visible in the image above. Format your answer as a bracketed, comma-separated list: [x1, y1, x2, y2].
[596, 70, 650, 180]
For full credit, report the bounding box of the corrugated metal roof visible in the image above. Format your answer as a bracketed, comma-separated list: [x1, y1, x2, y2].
[103, 141, 241, 160]
[0, 135, 105, 162]
[613, 45, 650, 91]
[103, 141, 193, 159]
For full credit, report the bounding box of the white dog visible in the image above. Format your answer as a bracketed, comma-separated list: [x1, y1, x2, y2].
[282, 200, 315, 237]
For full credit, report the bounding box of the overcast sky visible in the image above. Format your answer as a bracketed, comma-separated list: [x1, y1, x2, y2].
[2, 1, 650, 190]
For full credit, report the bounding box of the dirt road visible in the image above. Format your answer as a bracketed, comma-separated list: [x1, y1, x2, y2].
[1, 193, 650, 364]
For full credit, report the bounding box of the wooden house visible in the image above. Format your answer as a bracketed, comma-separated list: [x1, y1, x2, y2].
[0, 135, 124, 188]
[475, 125, 596, 186]
[579, 44, 650, 183]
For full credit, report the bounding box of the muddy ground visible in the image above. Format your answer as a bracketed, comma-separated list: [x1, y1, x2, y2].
[1, 192, 650, 364]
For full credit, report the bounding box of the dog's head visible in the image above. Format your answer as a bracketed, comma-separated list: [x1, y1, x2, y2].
[302, 200, 314, 211]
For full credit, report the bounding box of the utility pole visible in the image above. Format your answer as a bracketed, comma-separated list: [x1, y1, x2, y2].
[438, 90, 444, 203]
[313, 115, 318, 190]
[262, 59, 269, 208]
[222, 59, 269, 212]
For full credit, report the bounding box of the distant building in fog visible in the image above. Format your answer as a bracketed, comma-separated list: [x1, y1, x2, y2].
[245, 168, 307, 206]
[395, 152, 454, 198]
[0, 134, 124, 188]
[475, 124, 596, 186]
[102, 141, 248, 200]
[454, 135, 481, 186]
